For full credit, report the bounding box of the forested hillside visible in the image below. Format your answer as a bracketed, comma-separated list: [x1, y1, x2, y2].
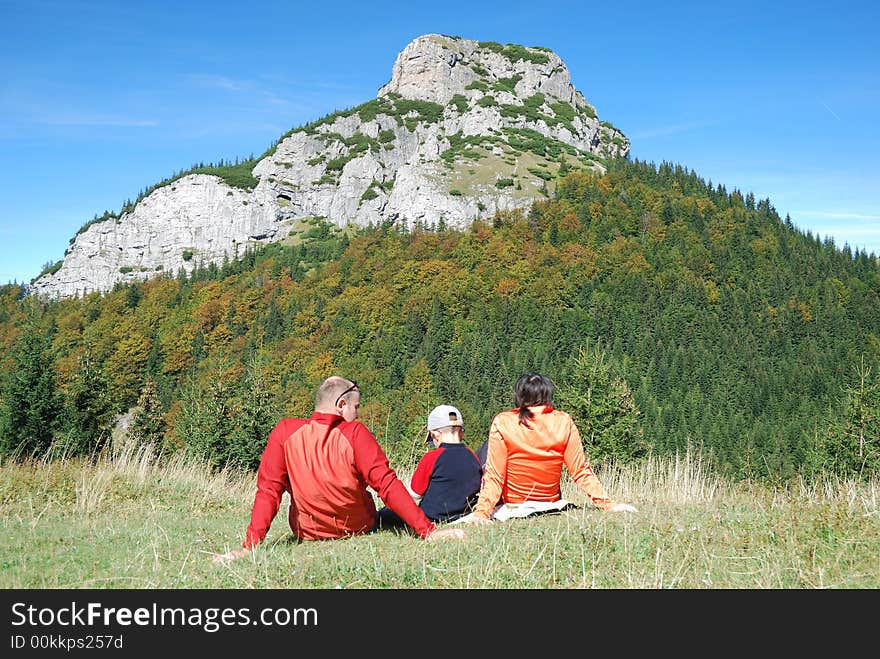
[2, 159, 879, 481]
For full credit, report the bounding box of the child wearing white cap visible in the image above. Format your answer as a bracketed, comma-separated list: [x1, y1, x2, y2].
[376, 404, 483, 530]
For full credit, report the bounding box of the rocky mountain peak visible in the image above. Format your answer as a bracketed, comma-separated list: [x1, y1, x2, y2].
[31, 34, 629, 299]
[378, 34, 584, 109]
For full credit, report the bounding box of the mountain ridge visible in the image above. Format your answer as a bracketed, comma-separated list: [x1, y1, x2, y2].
[31, 34, 628, 299]
[5, 157, 879, 481]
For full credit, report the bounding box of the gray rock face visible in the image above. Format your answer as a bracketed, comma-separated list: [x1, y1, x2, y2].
[31, 175, 281, 298]
[32, 34, 629, 299]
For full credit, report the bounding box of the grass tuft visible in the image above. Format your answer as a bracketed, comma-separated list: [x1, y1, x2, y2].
[1, 443, 877, 588]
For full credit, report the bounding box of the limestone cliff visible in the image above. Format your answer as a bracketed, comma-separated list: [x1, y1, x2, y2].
[32, 34, 629, 298]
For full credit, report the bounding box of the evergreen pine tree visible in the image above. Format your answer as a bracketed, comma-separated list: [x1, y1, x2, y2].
[227, 355, 276, 470]
[814, 357, 880, 477]
[0, 322, 63, 457]
[556, 341, 649, 465]
[394, 358, 436, 468]
[62, 350, 116, 457]
[177, 374, 231, 469]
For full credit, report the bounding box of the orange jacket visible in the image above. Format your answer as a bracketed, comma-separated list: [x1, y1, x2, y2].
[473, 405, 615, 519]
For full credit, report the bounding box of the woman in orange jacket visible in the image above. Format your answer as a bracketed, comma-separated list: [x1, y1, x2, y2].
[468, 373, 637, 523]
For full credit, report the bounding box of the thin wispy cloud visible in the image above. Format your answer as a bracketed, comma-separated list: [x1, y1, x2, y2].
[791, 211, 880, 221]
[180, 72, 366, 124]
[314, 80, 372, 92]
[820, 101, 840, 121]
[40, 115, 159, 127]
[630, 120, 720, 140]
[789, 209, 880, 253]
[184, 73, 302, 109]
[263, 93, 289, 106]
[257, 72, 365, 92]
[186, 74, 247, 92]
[2, 86, 160, 129]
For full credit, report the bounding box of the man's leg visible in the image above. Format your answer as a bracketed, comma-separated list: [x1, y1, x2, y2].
[374, 506, 408, 531]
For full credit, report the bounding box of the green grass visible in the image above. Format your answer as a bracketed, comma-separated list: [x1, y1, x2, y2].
[465, 80, 490, 92]
[436, 147, 577, 201]
[503, 127, 578, 160]
[187, 161, 259, 190]
[34, 260, 63, 281]
[477, 42, 550, 66]
[440, 132, 505, 168]
[2, 442, 877, 589]
[360, 185, 380, 202]
[491, 75, 523, 94]
[527, 167, 553, 181]
[449, 94, 468, 113]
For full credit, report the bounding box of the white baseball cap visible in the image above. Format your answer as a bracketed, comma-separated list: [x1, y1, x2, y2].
[425, 404, 464, 443]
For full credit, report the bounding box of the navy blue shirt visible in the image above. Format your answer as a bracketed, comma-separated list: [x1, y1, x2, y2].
[411, 443, 483, 522]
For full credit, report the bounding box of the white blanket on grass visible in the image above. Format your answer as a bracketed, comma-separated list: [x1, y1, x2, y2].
[451, 499, 575, 524]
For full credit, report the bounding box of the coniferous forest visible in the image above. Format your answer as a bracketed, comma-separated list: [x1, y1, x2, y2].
[2, 158, 879, 483]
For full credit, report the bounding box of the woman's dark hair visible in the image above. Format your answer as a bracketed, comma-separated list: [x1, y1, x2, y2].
[514, 373, 554, 426]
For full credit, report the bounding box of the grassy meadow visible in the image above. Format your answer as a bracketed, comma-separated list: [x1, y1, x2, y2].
[1, 438, 878, 589]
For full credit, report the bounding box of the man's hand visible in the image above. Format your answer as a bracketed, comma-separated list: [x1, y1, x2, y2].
[211, 548, 251, 564]
[608, 502, 638, 513]
[425, 527, 466, 541]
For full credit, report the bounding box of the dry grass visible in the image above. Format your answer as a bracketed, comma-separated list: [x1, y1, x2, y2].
[1, 441, 878, 589]
[579, 447, 724, 505]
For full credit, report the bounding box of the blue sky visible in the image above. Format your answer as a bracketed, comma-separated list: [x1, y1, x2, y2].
[1, 0, 878, 284]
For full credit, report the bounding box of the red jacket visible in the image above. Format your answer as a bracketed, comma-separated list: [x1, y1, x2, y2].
[243, 412, 435, 547]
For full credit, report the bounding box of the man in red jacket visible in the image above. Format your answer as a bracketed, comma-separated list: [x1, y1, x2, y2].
[212, 376, 464, 563]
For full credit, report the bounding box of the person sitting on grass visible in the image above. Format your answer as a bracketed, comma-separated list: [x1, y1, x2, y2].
[465, 372, 637, 525]
[212, 376, 465, 564]
[376, 404, 483, 530]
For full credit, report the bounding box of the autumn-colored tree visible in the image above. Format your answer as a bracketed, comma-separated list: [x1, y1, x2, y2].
[106, 315, 152, 406]
[2, 157, 879, 487]
[393, 357, 437, 467]
[129, 377, 168, 448]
